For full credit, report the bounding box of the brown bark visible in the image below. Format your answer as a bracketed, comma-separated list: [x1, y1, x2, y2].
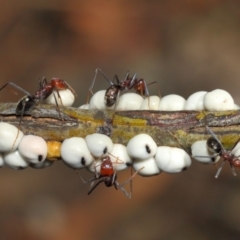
[1, 103, 240, 153]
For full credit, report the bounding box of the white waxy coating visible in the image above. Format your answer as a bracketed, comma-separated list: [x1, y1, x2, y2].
[85, 133, 113, 158]
[155, 146, 191, 173]
[140, 96, 161, 110]
[133, 157, 160, 176]
[61, 137, 93, 169]
[203, 89, 235, 111]
[115, 93, 144, 111]
[0, 122, 24, 152]
[89, 90, 115, 110]
[4, 150, 29, 170]
[0, 153, 4, 167]
[158, 94, 186, 111]
[191, 140, 220, 164]
[18, 135, 47, 164]
[109, 144, 132, 171]
[127, 134, 157, 160]
[185, 91, 207, 110]
[45, 89, 75, 107]
[29, 160, 54, 169]
[79, 104, 89, 109]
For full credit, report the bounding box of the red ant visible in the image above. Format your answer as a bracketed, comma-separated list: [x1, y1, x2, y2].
[0, 77, 76, 122]
[76, 156, 141, 198]
[195, 126, 240, 178]
[88, 68, 156, 107]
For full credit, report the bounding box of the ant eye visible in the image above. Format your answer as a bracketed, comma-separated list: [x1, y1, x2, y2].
[61, 137, 93, 168]
[203, 89, 235, 111]
[127, 134, 157, 160]
[191, 140, 220, 164]
[158, 94, 186, 111]
[207, 137, 222, 153]
[115, 93, 143, 111]
[85, 133, 113, 157]
[0, 122, 24, 152]
[109, 143, 132, 171]
[155, 146, 191, 173]
[3, 150, 29, 170]
[133, 157, 160, 176]
[18, 135, 47, 164]
[185, 91, 207, 110]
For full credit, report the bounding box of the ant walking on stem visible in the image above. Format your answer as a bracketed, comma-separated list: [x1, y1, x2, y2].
[0, 77, 76, 123]
[76, 155, 142, 198]
[88, 68, 156, 107]
[195, 126, 240, 178]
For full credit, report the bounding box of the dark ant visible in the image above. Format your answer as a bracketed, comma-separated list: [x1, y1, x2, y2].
[89, 68, 156, 107]
[76, 156, 141, 199]
[195, 126, 240, 178]
[0, 77, 76, 122]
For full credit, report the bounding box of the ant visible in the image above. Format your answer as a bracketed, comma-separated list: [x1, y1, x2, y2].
[0, 77, 76, 123]
[195, 126, 240, 178]
[76, 155, 141, 198]
[88, 68, 156, 107]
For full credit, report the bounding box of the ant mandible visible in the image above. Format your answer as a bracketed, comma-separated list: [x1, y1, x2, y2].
[0, 77, 76, 122]
[77, 156, 140, 198]
[200, 126, 240, 178]
[89, 68, 155, 107]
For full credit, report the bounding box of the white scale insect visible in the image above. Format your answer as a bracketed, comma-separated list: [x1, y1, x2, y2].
[155, 146, 191, 173]
[0, 122, 24, 152]
[158, 94, 186, 111]
[61, 137, 94, 169]
[18, 135, 48, 164]
[45, 89, 75, 107]
[4, 150, 29, 170]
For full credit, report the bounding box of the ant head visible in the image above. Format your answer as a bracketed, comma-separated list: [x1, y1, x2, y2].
[207, 137, 222, 154]
[104, 85, 119, 107]
[16, 95, 35, 115]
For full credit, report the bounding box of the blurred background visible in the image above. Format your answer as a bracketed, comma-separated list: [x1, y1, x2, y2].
[0, 0, 240, 239]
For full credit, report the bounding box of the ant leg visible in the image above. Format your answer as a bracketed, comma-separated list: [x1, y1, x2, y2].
[52, 93, 64, 121]
[88, 179, 106, 195]
[0, 82, 30, 96]
[230, 164, 237, 176]
[120, 167, 144, 188]
[114, 181, 131, 198]
[215, 161, 226, 178]
[39, 77, 48, 89]
[64, 81, 77, 97]
[88, 68, 113, 96]
[75, 169, 98, 184]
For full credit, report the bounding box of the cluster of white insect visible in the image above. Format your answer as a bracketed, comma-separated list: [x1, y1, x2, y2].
[61, 133, 191, 176]
[0, 70, 240, 198]
[0, 122, 49, 169]
[80, 89, 239, 111]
